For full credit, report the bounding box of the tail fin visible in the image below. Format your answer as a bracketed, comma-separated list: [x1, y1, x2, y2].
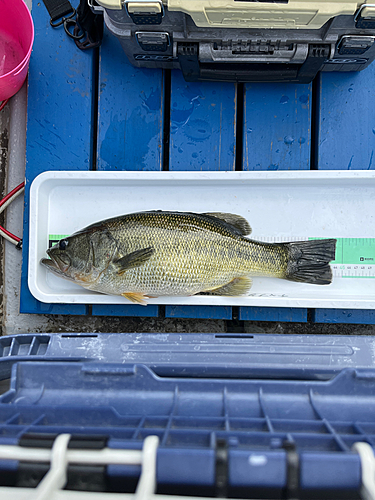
[284, 239, 337, 285]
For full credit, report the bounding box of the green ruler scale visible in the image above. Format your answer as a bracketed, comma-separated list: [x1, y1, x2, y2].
[48, 235, 68, 249]
[309, 237, 375, 278]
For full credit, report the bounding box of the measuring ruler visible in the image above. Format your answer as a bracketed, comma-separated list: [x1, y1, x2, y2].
[49, 235, 375, 279]
[316, 237, 375, 279]
[254, 236, 375, 279]
[49, 234, 68, 248]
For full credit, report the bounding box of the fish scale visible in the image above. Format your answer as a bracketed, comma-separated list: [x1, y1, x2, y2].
[41, 211, 337, 304]
[88, 212, 287, 297]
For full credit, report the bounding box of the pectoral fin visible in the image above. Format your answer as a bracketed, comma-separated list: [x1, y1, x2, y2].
[114, 247, 154, 275]
[201, 277, 253, 296]
[121, 292, 149, 305]
[203, 212, 252, 235]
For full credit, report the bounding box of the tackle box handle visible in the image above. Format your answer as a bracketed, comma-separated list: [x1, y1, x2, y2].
[177, 43, 331, 83]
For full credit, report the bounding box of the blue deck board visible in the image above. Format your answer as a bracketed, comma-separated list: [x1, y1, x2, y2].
[313, 309, 375, 325]
[165, 305, 232, 320]
[20, 1, 94, 315]
[239, 307, 307, 323]
[242, 83, 312, 171]
[169, 71, 236, 171]
[314, 66, 375, 324]
[317, 67, 375, 171]
[166, 72, 236, 319]
[96, 29, 164, 172]
[239, 82, 312, 322]
[91, 304, 159, 317]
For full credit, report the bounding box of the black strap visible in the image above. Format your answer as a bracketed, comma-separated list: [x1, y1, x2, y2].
[282, 441, 300, 500]
[215, 438, 228, 498]
[42, 0, 75, 25]
[75, 0, 104, 50]
[42, 0, 103, 50]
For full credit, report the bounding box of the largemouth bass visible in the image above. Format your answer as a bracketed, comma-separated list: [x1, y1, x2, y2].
[41, 211, 336, 305]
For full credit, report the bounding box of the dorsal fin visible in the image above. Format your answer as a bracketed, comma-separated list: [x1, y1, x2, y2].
[203, 212, 252, 235]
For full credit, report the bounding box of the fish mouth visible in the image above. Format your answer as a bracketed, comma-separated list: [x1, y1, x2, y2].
[41, 250, 71, 275]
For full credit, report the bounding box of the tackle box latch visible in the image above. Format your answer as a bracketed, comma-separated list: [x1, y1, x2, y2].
[337, 35, 375, 55]
[136, 31, 171, 52]
[125, 0, 164, 25]
[355, 4, 375, 29]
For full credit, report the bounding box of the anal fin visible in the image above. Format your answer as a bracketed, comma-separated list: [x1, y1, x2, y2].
[121, 292, 148, 305]
[201, 277, 252, 296]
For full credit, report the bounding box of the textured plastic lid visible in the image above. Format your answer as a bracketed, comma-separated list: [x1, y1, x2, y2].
[96, 0, 360, 29]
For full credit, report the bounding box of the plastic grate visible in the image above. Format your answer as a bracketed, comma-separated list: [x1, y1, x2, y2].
[0, 356, 370, 495]
[0, 336, 50, 358]
[0, 394, 373, 452]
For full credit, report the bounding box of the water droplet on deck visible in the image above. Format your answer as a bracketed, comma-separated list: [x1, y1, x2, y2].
[280, 96, 289, 104]
[183, 119, 210, 141]
[284, 135, 294, 145]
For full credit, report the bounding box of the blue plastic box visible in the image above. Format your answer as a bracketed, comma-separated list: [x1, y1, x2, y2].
[0, 333, 374, 498]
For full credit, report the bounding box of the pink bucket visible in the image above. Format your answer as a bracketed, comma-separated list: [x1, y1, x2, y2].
[0, 0, 34, 101]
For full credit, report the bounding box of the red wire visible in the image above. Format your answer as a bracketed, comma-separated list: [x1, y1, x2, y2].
[0, 181, 25, 207]
[0, 181, 25, 244]
[0, 99, 9, 112]
[0, 225, 21, 243]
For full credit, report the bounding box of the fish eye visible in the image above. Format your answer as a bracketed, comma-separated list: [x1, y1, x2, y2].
[59, 239, 68, 250]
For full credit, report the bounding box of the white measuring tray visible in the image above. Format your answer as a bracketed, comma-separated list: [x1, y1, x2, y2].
[28, 171, 375, 309]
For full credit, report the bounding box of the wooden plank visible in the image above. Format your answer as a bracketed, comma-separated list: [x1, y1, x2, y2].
[96, 29, 164, 171]
[92, 305, 159, 317]
[20, 1, 93, 315]
[167, 70, 236, 319]
[239, 307, 307, 323]
[169, 70, 236, 171]
[317, 67, 375, 171]
[315, 66, 375, 323]
[92, 28, 164, 317]
[313, 309, 375, 325]
[165, 305, 232, 320]
[240, 82, 311, 322]
[243, 83, 312, 171]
